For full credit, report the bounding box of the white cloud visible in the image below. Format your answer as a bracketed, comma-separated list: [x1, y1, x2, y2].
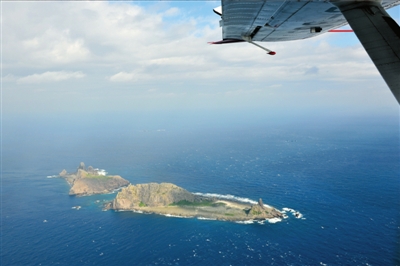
[2, 74, 17, 82]
[2, 1, 398, 114]
[163, 7, 180, 17]
[22, 29, 90, 64]
[17, 71, 85, 84]
[109, 71, 137, 82]
[4, 1, 375, 84]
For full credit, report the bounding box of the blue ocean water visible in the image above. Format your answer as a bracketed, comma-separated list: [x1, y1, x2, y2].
[1, 111, 399, 265]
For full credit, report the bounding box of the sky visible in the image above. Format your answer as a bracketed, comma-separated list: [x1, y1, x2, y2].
[1, 1, 399, 119]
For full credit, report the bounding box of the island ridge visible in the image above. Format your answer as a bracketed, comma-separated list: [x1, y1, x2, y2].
[106, 182, 283, 222]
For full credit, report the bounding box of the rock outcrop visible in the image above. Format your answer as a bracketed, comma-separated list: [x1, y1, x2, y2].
[248, 198, 281, 218]
[59, 163, 130, 196]
[112, 183, 198, 209]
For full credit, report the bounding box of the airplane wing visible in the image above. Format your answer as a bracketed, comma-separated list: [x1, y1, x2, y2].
[214, 0, 400, 104]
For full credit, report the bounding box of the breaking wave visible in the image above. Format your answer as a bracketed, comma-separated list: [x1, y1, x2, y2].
[193, 192, 272, 207]
[164, 214, 192, 219]
[197, 217, 217, 221]
[282, 208, 304, 219]
[235, 218, 283, 225]
[235, 220, 255, 224]
[267, 218, 282, 223]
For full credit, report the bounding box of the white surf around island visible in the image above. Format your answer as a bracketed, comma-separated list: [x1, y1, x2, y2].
[164, 214, 193, 219]
[107, 186, 128, 194]
[197, 217, 217, 221]
[282, 207, 304, 219]
[193, 192, 273, 208]
[193, 192, 303, 224]
[234, 217, 283, 225]
[49, 169, 304, 224]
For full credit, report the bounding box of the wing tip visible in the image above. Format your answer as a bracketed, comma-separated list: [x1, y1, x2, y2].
[208, 39, 245, 45]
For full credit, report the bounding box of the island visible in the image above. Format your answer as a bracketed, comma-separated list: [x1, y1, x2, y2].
[59, 162, 130, 196]
[105, 182, 283, 222]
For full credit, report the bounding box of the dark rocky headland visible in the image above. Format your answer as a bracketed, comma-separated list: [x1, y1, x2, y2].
[59, 162, 129, 196]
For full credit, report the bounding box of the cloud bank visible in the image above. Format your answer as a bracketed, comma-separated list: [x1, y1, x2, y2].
[17, 71, 85, 84]
[2, 1, 399, 114]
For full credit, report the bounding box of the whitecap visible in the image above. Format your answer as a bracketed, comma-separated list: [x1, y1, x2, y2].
[197, 217, 217, 220]
[106, 187, 125, 194]
[267, 218, 282, 224]
[164, 214, 192, 218]
[235, 220, 255, 224]
[282, 207, 304, 219]
[294, 212, 303, 219]
[193, 192, 258, 205]
[46, 175, 58, 178]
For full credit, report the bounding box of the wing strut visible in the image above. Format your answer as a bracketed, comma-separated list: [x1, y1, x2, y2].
[333, 1, 400, 104]
[242, 36, 276, 55]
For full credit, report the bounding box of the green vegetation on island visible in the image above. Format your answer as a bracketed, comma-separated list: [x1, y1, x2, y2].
[108, 183, 283, 222]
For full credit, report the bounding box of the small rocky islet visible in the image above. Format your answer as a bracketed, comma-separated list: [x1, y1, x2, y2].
[59, 162, 129, 196]
[57, 163, 283, 222]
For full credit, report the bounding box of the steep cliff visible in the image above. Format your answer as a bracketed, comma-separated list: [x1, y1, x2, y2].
[112, 183, 196, 209]
[69, 175, 129, 196]
[59, 163, 130, 196]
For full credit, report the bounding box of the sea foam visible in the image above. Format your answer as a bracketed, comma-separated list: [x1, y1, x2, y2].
[282, 208, 303, 219]
[235, 220, 255, 224]
[193, 192, 257, 204]
[267, 218, 282, 224]
[197, 217, 217, 221]
[164, 214, 192, 219]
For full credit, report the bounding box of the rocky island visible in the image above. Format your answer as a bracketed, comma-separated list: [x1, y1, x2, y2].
[59, 162, 130, 196]
[105, 182, 283, 222]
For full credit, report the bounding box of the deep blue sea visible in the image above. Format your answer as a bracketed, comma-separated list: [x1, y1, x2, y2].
[1, 111, 399, 265]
